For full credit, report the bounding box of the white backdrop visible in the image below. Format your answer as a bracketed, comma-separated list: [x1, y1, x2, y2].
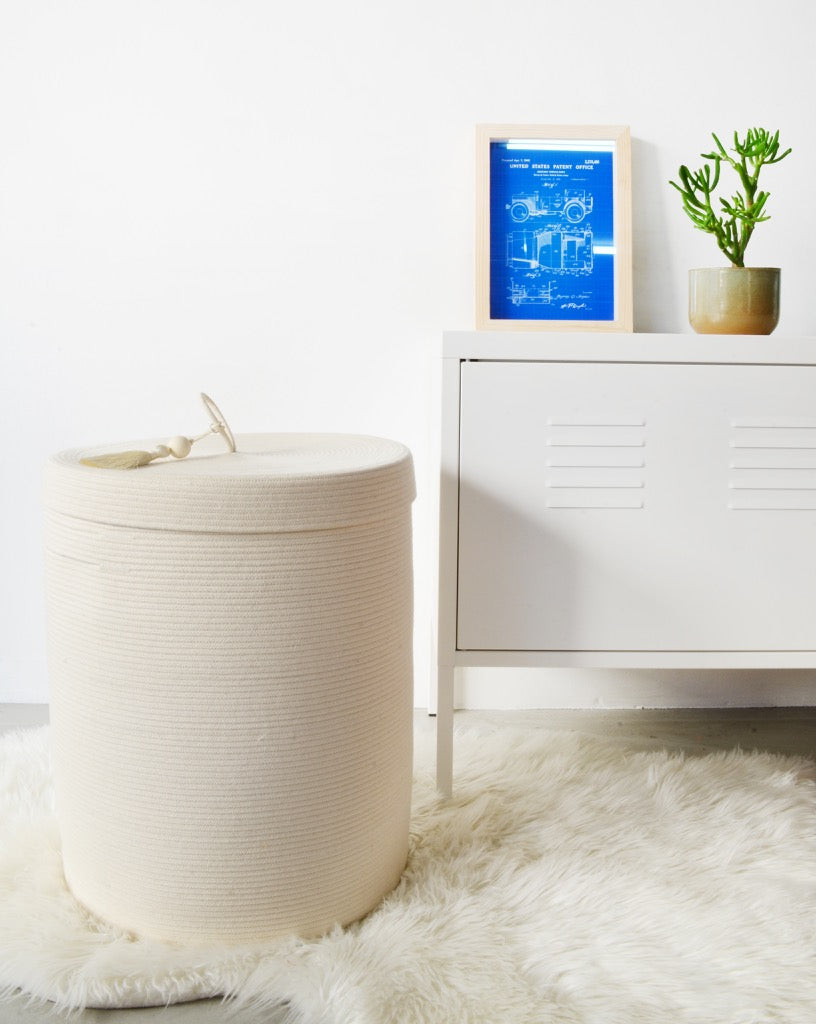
[2, 0, 815, 707]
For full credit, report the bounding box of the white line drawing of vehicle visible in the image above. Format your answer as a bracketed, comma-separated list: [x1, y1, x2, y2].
[507, 189, 593, 224]
[509, 280, 555, 306]
[506, 229, 594, 273]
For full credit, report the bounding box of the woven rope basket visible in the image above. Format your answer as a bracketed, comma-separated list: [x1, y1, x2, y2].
[44, 433, 415, 944]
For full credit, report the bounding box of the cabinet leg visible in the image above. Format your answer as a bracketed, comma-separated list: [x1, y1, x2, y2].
[435, 664, 454, 797]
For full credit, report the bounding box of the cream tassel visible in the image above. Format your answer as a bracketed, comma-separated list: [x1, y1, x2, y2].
[79, 394, 235, 470]
[81, 444, 174, 470]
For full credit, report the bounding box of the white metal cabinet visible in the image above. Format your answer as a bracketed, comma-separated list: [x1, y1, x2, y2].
[434, 333, 816, 794]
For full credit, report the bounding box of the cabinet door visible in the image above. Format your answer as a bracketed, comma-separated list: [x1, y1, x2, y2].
[457, 359, 816, 652]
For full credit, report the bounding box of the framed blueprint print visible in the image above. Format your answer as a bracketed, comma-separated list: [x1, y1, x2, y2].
[476, 125, 632, 331]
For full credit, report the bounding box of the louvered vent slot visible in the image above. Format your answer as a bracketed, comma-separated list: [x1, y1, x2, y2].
[729, 419, 816, 510]
[545, 419, 646, 509]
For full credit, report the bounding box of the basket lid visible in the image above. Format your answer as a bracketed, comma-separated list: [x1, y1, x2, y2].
[45, 433, 415, 534]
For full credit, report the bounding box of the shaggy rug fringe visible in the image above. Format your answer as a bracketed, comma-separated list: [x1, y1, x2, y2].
[2, 724, 816, 1023]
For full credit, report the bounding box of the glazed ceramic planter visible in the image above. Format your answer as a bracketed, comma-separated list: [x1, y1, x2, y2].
[689, 267, 780, 335]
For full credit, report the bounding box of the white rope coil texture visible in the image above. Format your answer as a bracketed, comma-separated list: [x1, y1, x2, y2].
[44, 434, 415, 944]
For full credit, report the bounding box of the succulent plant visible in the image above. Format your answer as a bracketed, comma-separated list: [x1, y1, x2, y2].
[669, 128, 791, 268]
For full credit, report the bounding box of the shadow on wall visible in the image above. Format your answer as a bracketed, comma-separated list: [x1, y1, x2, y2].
[631, 136, 682, 333]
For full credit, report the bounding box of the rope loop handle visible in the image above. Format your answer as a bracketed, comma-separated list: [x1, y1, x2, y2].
[80, 393, 237, 470]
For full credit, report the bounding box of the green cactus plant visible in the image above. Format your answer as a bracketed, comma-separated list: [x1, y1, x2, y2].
[669, 128, 791, 268]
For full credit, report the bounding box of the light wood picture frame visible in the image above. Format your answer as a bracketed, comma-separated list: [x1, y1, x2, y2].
[476, 124, 633, 332]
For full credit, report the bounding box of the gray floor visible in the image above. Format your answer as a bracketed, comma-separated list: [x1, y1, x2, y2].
[3, 703, 816, 1022]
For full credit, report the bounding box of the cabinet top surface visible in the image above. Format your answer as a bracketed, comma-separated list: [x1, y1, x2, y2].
[443, 331, 816, 364]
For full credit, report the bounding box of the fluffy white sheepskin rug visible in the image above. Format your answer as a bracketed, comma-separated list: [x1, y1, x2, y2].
[2, 724, 816, 1023]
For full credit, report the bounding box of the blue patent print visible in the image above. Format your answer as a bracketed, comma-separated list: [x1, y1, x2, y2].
[489, 140, 616, 322]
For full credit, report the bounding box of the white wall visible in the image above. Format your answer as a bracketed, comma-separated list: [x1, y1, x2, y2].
[2, 0, 814, 708]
